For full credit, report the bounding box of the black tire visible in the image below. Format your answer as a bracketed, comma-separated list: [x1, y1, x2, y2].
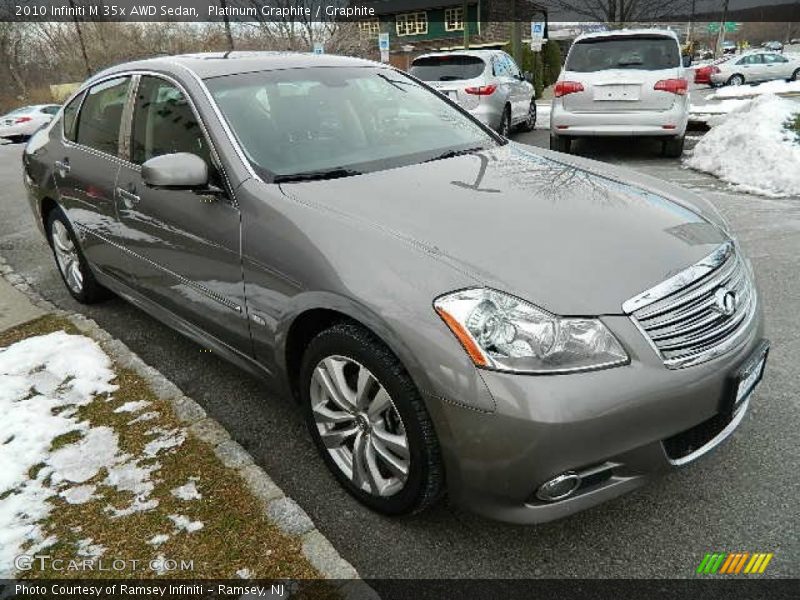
[727, 74, 745, 86]
[299, 321, 444, 516]
[549, 134, 571, 154]
[46, 207, 110, 304]
[519, 100, 537, 132]
[662, 135, 685, 158]
[497, 105, 511, 137]
[6, 135, 26, 144]
[791, 68, 800, 81]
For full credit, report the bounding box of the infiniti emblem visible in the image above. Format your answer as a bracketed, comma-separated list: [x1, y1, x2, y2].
[712, 288, 737, 316]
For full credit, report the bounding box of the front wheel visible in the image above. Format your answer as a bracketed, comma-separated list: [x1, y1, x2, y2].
[791, 68, 800, 81]
[519, 100, 537, 132]
[549, 134, 572, 154]
[47, 207, 110, 304]
[300, 322, 444, 515]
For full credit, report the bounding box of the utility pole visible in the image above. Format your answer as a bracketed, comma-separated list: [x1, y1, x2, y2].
[715, 0, 730, 58]
[69, 0, 91, 76]
[462, 0, 469, 49]
[219, 0, 234, 51]
[510, 0, 522, 66]
[686, 0, 696, 45]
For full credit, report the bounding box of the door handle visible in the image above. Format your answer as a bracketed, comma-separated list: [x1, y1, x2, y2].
[54, 159, 70, 176]
[117, 187, 140, 207]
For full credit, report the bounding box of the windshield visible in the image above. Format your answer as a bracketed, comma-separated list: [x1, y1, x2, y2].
[410, 55, 486, 81]
[205, 66, 498, 180]
[566, 36, 680, 72]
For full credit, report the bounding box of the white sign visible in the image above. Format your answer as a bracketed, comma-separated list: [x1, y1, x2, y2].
[530, 41, 543, 52]
[313, 42, 324, 55]
[531, 21, 545, 41]
[378, 32, 390, 51]
[380, 49, 390, 63]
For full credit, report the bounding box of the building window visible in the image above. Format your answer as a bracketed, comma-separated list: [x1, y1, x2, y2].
[444, 7, 464, 31]
[396, 12, 428, 36]
[358, 18, 381, 38]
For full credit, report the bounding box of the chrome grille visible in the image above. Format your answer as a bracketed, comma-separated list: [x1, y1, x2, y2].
[624, 242, 757, 368]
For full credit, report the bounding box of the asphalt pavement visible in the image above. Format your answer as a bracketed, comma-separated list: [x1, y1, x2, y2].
[0, 128, 797, 578]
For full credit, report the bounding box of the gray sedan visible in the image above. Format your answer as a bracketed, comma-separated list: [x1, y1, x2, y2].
[23, 52, 768, 524]
[710, 50, 800, 85]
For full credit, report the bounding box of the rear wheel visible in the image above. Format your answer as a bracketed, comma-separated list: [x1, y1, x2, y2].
[662, 135, 685, 158]
[549, 134, 571, 154]
[300, 321, 444, 515]
[497, 106, 511, 137]
[519, 100, 537, 132]
[727, 74, 745, 86]
[791, 68, 800, 81]
[46, 207, 109, 304]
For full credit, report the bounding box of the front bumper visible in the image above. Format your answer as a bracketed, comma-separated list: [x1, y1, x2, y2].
[428, 305, 765, 524]
[0, 123, 36, 138]
[550, 98, 689, 137]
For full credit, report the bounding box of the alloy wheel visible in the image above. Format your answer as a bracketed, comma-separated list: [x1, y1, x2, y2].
[51, 220, 83, 294]
[526, 101, 537, 129]
[310, 355, 410, 497]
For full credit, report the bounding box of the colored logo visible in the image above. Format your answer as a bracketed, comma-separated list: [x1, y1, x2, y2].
[697, 552, 774, 575]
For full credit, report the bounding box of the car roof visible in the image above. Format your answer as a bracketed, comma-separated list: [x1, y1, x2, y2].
[574, 28, 680, 43]
[94, 51, 380, 81]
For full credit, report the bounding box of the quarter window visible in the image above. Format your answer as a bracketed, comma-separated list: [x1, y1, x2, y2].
[130, 76, 212, 167]
[62, 92, 84, 142]
[41, 105, 60, 115]
[396, 12, 427, 36]
[444, 7, 464, 32]
[75, 77, 130, 155]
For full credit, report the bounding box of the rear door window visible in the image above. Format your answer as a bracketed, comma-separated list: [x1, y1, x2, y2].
[410, 55, 485, 81]
[566, 36, 680, 72]
[63, 93, 84, 142]
[75, 77, 130, 155]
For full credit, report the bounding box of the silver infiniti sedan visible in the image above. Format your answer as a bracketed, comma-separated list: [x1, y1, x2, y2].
[23, 52, 768, 524]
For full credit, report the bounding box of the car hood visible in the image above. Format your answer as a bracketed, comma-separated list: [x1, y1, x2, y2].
[279, 143, 729, 315]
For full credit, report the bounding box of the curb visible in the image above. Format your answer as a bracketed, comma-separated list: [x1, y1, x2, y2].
[0, 254, 378, 598]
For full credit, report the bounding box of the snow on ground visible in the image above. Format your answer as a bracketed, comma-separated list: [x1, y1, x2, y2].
[147, 533, 170, 547]
[685, 94, 800, 197]
[113, 400, 150, 413]
[168, 514, 204, 533]
[689, 98, 750, 122]
[171, 479, 201, 501]
[709, 79, 800, 100]
[0, 331, 191, 576]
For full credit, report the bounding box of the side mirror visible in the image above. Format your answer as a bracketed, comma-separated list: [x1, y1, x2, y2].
[141, 152, 208, 189]
[682, 55, 692, 67]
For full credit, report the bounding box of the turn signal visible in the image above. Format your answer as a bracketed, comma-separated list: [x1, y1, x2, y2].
[654, 78, 688, 95]
[464, 84, 497, 96]
[554, 81, 584, 97]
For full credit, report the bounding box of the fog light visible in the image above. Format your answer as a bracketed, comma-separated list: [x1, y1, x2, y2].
[535, 472, 581, 502]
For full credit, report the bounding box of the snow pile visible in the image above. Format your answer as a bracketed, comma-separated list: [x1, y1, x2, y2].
[171, 479, 202, 501]
[168, 514, 204, 533]
[685, 94, 800, 197]
[709, 79, 800, 99]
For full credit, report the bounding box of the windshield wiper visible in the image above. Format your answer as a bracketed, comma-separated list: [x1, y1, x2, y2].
[274, 168, 362, 183]
[423, 147, 485, 163]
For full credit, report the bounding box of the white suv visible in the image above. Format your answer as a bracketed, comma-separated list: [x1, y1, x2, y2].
[550, 29, 690, 157]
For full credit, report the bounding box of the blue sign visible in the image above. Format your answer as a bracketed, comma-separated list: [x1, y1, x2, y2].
[313, 43, 323, 55]
[531, 21, 545, 41]
[378, 32, 390, 51]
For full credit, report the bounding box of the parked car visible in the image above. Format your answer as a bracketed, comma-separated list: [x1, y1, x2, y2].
[721, 40, 737, 55]
[710, 51, 800, 85]
[764, 40, 784, 52]
[0, 104, 60, 143]
[23, 52, 767, 524]
[694, 56, 732, 85]
[550, 29, 690, 157]
[409, 49, 536, 136]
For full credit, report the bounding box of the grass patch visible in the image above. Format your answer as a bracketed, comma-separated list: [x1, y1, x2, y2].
[50, 430, 83, 451]
[787, 112, 800, 144]
[3, 315, 330, 583]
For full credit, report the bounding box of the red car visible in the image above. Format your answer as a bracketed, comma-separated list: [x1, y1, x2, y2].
[694, 57, 731, 85]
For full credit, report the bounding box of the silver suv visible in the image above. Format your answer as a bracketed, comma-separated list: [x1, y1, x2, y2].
[410, 49, 536, 136]
[550, 29, 690, 157]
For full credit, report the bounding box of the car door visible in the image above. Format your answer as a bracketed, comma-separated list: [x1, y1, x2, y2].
[492, 54, 517, 120]
[114, 74, 250, 353]
[763, 53, 792, 79]
[53, 77, 131, 280]
[504, 53, 530, 122]
[737, 54, 765, 81]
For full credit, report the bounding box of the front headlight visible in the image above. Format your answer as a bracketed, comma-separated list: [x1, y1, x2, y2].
[434, 288, 628, 374]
